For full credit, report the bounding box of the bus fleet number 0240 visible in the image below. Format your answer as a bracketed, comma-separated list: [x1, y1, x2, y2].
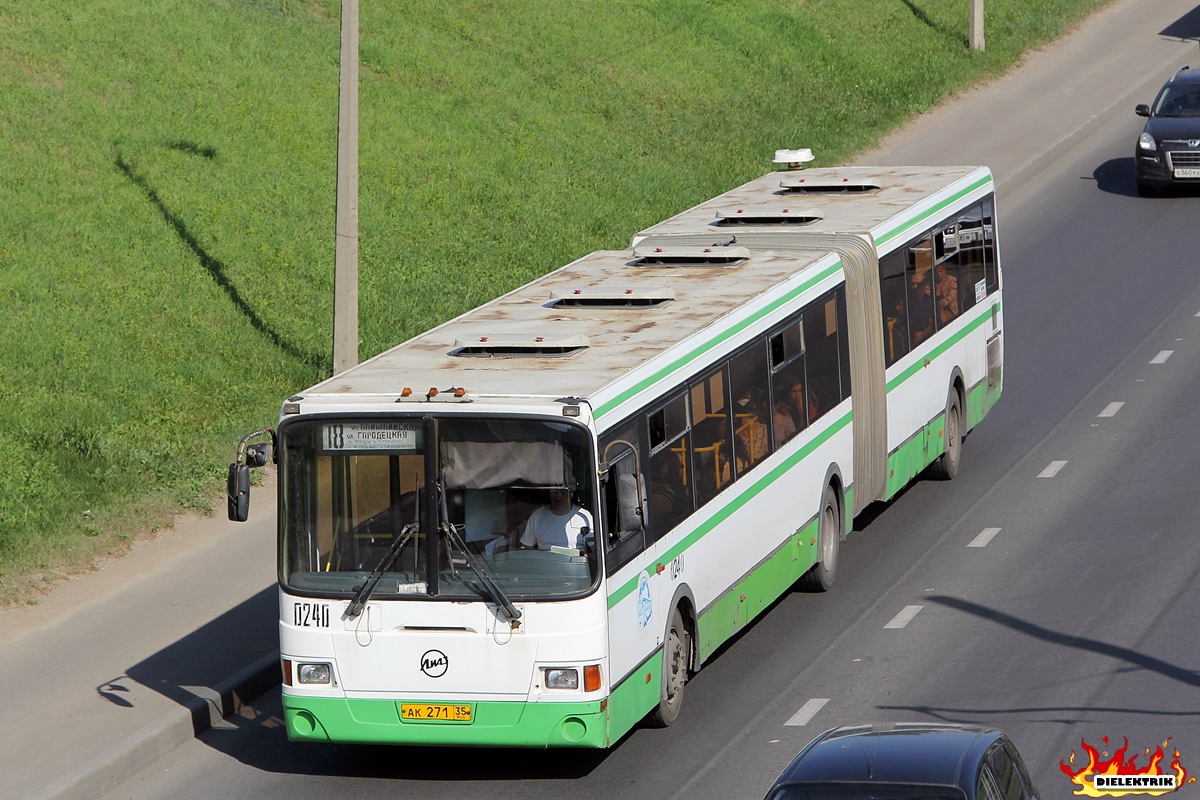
[294, 602, 330, 628]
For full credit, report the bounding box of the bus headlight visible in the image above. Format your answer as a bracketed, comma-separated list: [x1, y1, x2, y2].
[1139, 132, 1157, 151]
[544, 668, 579, 690]
[298, 662, 332, 685]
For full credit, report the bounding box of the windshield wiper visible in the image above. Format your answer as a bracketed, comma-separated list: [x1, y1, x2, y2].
[438, 479, 522, 625]
[346, 522, 418, 620]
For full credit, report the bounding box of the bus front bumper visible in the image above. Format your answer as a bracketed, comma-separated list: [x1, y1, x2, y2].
[283, 694, 609, 748]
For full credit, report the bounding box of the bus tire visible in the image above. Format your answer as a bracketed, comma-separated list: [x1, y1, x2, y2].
[648, 607, 689, 727]
[798, 484, 840, 592]
[928, 386, 962, 481]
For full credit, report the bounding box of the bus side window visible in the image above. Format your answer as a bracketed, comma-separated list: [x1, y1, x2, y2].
[879, 250, 909, 366]
[769, 318, 807, 447]
[690, 365, 733, 509]
[728, 341, 772, 474]
[600, 422, 647, 577]
[944, 204, 987, 322]
[648, 394, 692, 541]
[906, 235, 936, 347]
[802, 292, 841, 421]
[982, 195, 999, 295]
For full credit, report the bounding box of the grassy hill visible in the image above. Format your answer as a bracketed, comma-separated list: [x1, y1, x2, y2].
[0, 0, 1110, 601]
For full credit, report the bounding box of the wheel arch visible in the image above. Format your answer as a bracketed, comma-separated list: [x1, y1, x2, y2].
[821, 463, 847, 541]
[948, 365, 966, 408]
[665, 583, 699, 672]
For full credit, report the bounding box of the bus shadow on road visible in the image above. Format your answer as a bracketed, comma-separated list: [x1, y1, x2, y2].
[111, 584, 279, 722]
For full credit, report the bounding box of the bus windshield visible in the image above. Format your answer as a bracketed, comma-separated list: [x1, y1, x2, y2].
[279, 415, 599, 602]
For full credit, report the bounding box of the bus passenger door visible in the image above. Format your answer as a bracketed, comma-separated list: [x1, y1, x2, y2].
[599, 422, 659, 721]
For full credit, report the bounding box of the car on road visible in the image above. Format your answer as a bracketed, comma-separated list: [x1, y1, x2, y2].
[762, 722, 1041, 800]
[1134, 65, 1200, 196]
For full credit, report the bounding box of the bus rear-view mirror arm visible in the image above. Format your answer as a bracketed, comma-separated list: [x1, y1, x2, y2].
[227, 427, 277, 522]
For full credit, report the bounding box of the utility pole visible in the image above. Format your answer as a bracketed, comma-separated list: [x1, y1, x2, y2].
[969, 0, 985, 52]
[332, 0, 359, 375]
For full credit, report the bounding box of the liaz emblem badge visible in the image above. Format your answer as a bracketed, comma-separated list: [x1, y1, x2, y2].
[420, 649, 448, 678]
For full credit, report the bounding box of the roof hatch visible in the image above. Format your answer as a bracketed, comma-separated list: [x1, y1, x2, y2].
[451, 334, 590, 357]
[714, 206, 823, 226]
[779, 176, 881, 194]
[630, 244, 751, 267]
[548, 287, 676, 307]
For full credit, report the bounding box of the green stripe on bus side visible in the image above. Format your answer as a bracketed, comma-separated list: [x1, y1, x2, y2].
[885, 302, 996, 393]
[607, 410, 852, 609]
[883, 377, 999, 497]
[696, 518, 818, 664]
[593, 261, 843, 421]
[875, 174, 992, 246]
[593, 174, 992, 424]
[607, 646, 664, 743]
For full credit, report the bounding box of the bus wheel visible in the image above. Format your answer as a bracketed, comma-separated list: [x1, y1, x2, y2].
[798, 484, 840, 592]
[928, 386, 962, 481]
[649, 608, 689, 727]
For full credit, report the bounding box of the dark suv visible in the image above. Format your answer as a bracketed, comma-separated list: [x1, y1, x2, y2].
[1135, 65, 1200, 196]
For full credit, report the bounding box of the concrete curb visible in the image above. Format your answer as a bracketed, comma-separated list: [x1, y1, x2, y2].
[27, 652, 280, 800]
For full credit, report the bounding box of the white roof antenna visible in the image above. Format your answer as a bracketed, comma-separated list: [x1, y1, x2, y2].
[773, 148, 814, 170]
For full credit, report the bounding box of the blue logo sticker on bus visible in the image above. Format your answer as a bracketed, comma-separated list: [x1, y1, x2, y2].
[636, 571, 653, 635]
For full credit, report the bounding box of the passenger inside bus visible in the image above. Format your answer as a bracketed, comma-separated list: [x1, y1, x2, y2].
[935, 262, 960, 326]
[774, 378, 817, 447]
[907, 266, 935, 345]
[734, 389, 770, 471]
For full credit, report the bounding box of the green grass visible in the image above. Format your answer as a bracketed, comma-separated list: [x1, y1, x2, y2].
[0, 0, 1111, 602]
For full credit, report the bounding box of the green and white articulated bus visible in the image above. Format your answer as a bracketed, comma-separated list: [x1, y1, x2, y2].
[228, 154, 1003, 748]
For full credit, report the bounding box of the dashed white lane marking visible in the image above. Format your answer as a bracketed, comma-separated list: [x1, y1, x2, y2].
[785, 698, 829, 727]
[968, 527, 1002, 548]
[1038, 460, 1068, 478]
[1098, 402, 1124, 418]
[884, 605, 924, 629]
[1150, 350, 1174, 364]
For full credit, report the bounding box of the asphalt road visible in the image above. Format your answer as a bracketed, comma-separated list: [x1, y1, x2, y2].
[99, 16, 1200, 800]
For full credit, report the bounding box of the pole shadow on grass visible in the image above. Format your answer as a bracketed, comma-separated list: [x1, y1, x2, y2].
[900, 0, 966, 49]
[165, 139, 218, 160]
[114, 148, 325, 372]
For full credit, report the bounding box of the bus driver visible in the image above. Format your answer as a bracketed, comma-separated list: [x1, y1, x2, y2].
[518, 488, 594, 552]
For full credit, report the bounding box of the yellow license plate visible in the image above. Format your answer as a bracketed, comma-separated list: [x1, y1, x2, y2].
[400, 703, 473, 722]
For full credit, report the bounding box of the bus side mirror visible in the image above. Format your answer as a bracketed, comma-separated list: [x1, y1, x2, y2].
[227, 428, 276, 522]
[228, 462, 250, 522]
